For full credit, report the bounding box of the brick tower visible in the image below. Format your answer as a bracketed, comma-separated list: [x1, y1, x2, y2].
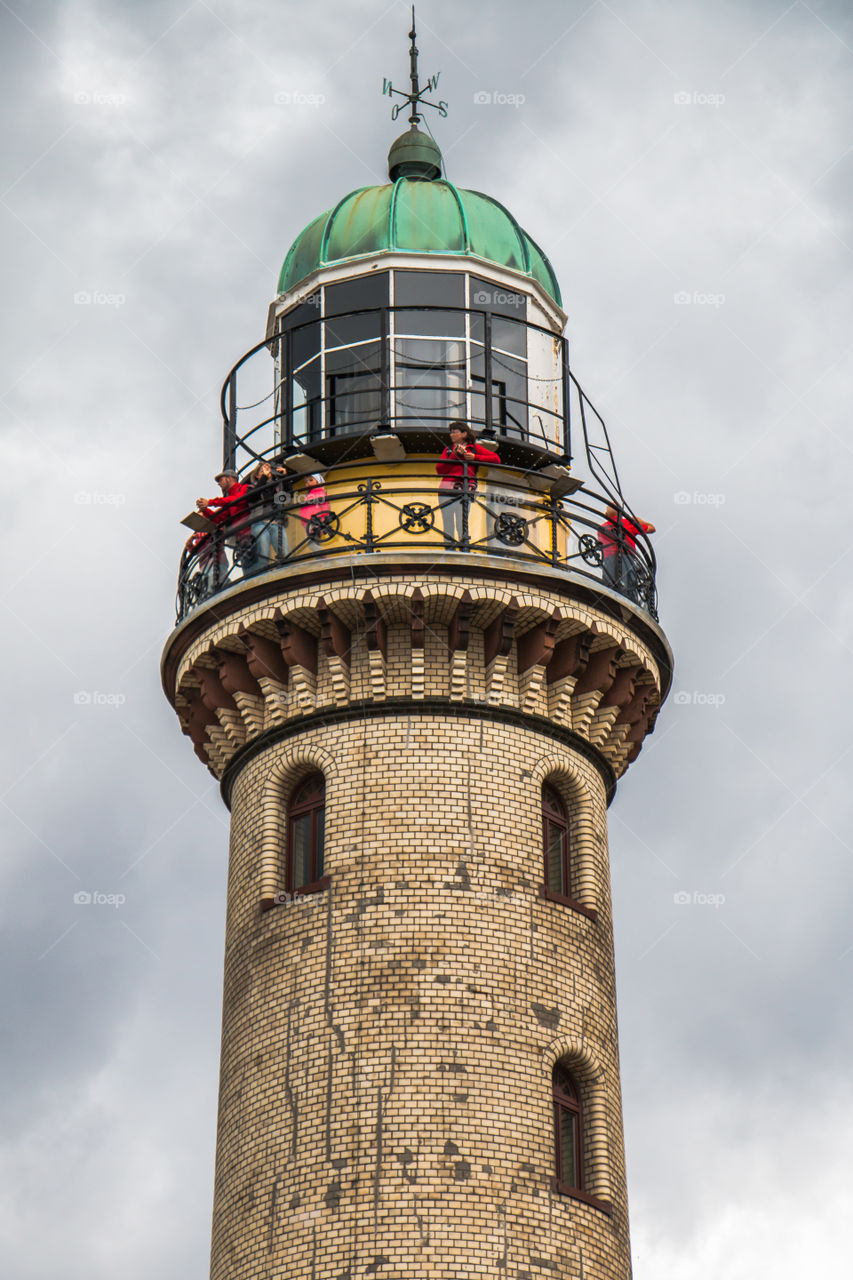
[162, 31, 672, 1280]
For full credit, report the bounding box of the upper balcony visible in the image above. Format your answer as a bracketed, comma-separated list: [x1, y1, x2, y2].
[175, 263, 658, 625]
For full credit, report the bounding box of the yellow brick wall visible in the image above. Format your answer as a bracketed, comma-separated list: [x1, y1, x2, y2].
[211, 716, 632, 1280]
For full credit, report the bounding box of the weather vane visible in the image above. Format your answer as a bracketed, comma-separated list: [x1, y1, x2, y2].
[382, 6, 448, 125]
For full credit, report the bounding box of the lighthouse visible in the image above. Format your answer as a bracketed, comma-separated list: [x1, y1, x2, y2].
[162, 20, 672, 1279]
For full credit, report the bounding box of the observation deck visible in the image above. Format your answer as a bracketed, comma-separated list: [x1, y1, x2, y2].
[175, 274, 659, 628]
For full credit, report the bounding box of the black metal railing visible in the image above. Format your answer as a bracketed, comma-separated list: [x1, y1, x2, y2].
[176, 461, 658, 624]
[220, 303, 573, 470]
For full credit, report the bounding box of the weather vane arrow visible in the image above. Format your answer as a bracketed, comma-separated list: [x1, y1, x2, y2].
[382, 6, 448, 124]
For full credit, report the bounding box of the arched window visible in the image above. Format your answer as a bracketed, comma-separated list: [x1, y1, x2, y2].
[552, 1063, 583, 1193]
[288, 773, 326, 893]
[542, 784, 570, 898]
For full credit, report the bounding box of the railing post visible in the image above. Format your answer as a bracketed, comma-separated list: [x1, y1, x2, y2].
[224, 370, 237, 472]
[364, 478, 376, 551]
[283, 328, 293, 454]
[380, 306, 390, 429]
[560, 337, 571, 464]
[548, 493, 560, 566]
[483, 310, 493, 436]
[461, 474, 471, 552]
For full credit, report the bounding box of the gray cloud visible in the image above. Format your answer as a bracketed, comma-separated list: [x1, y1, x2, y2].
[2, 0, 852, 1275]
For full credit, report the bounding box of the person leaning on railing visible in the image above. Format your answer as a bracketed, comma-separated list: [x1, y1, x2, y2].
[597, 504, 656, 604]
[185, 467, 250, 591]
[435, 421, 500, 548]
[243, 459, 289, 574]
[297, 473, 332, 545]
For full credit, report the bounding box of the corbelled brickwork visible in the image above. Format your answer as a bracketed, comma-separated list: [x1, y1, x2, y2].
[161, 558, 672, 1279]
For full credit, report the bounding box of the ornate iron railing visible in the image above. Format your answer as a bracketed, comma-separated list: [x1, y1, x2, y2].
[176, 461, 657, 623]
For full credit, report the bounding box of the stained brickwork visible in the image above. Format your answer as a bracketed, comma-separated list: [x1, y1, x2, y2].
[215, 720, 628, 1279]
[161, 563, 671, 1279]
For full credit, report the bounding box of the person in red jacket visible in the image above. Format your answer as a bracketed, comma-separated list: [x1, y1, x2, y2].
[597, 503, 655, 603]
[435, 421, 500, 547]
[186, 468, 250, 591]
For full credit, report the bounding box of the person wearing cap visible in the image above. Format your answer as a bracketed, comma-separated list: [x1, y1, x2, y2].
[185, 468, 250, 592]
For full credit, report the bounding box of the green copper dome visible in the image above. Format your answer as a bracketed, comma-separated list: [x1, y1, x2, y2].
[278, 178, 562, 307]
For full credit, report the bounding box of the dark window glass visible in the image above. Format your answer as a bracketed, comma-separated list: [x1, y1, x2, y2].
[279, 297, 321, 332]
[324, 272, 388, 317]
[324, 311, 381, 348]
[291, 814, 311, 887]
[394, 338, 466, 423]
[288, 773, 326, 891]
[292, 321, 321, 372]
[469, 275, 527, 316]
[394, 308, 465, 338]
[292, 356, 321, 442]
[552, 1064, 583, 1192]
[326, 341, 382, 432]
[325, 341, 381, 375]
[490, 352, 528, 436]
[395, 270, 465, 308]
[492, 315, 527, 358]
[543, 785, 569, 898]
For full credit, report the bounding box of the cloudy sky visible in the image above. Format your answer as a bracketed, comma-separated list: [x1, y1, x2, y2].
[2, 0, 852, 1275]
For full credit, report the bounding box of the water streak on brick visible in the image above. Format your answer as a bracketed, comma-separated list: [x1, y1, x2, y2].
[284, 1000, 298, 1158]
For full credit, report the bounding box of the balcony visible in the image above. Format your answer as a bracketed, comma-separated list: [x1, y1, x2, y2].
[176, 460, 658, 624]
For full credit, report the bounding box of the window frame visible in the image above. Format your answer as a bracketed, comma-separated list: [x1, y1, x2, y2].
[539, 784, 597, 919]
[286, 772, 328, 897]
[551, 1064, 612, 1215]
